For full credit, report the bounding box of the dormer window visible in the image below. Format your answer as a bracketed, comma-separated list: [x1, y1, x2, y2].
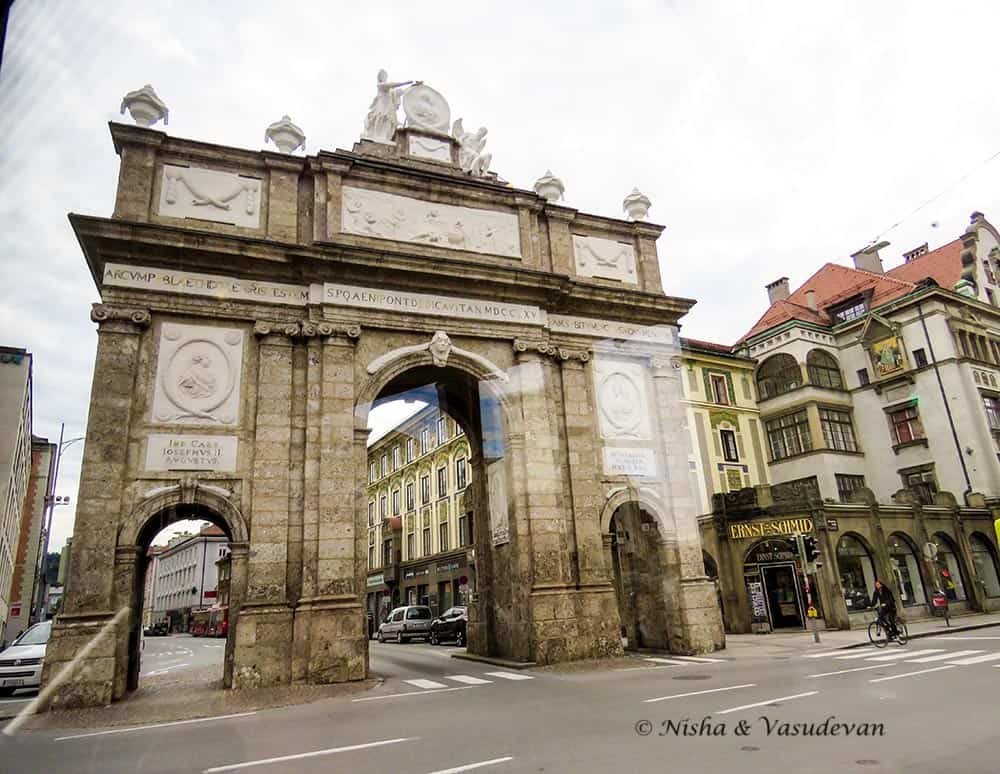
[830, 296, 867, 323]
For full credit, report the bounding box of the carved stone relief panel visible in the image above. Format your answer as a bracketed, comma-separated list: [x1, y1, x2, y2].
[158, 164, 262, 228]
[151, 323, 245, 426]
[592, 359, 651, 440]
[407, 134, 452, 162]
[573, 234, 637, 284]
[341, 186, 521, 258]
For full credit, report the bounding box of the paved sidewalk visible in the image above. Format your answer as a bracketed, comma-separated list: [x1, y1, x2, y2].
[721, 610, 1000, 658]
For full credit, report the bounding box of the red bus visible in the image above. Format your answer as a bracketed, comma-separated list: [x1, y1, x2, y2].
[208, 605, 229, 638]
[190, 609, 210, 637]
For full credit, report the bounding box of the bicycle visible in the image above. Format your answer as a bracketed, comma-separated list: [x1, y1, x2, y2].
[867, 610, 909, 647]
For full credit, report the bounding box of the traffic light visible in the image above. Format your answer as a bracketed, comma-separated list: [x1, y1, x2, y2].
[803, 536, 822, 567]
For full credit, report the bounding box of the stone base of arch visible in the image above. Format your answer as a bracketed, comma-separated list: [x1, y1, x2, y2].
[528, 585, 625, 664]
[665, 579, 727, 654]
[289, 597, 367, 685]
[40, 611, 120, 710]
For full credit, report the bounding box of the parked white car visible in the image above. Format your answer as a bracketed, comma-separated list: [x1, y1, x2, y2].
[0, 620, 51, 696]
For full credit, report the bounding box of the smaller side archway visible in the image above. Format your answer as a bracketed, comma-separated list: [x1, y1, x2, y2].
[932, 532, 968, 602]
[887, 532, 928, 607]
[835, 532, 878, 612]
[969, 532, 1000, 598]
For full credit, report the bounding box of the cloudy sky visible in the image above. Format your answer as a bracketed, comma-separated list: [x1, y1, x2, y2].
[3, 1, 1000, 552]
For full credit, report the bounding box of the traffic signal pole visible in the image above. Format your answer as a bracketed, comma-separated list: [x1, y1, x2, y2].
[796, 533, 821, 643]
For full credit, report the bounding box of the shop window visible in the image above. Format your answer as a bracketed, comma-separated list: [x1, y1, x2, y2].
[756, 354, 802, 400]
[933, 534, 967, 601]
[835, 474, 865, 503]
[765, 409, 812, 461]
[889, 404, 925, 445]
[887, 533, 927, 607]
[836, 534, 877, 612]
[970, 534, 1000, 598]
[820, 408, 858, 452]
[912, 348, 928, 368]
[807, 350, 844, 389]
[720, 429, 739, 462]
[901, 466, 937, 505]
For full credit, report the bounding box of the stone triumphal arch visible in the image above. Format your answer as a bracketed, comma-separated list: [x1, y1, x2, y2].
[44, 77, 723, 708]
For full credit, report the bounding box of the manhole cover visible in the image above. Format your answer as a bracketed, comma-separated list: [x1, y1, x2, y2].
[672, 674, 712, 680]
[856, 760, 879, 766]
[741, 746, 760, 752]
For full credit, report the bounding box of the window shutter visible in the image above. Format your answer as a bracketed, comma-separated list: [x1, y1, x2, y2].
[736, 433, 746, 460]
[712, 430, 723, 456]
[703, 370, 713, 400]
[741, 377, 752, 400]
[725, 372, 737, 403]
[688, 366, 698, 392]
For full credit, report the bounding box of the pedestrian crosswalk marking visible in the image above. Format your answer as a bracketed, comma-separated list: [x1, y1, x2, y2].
[863, 648, 943, 662]
[445, 675, 493, 685]
[945, 652, 1000, 666]
[405, 679, 448, 690]
[644, 657, 688, 666]
[673, 656, 726, 664]
[834, 650, 896, 660]
[484, 671, 534, 681]
[906, 650, 983, 664]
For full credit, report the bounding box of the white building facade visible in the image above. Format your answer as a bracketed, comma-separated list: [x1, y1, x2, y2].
[152, 527, 229, 630]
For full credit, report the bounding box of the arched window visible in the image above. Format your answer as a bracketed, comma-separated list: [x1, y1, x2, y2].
[836, 534, 877, 611]
[756, 354, 802, 400]
[887, 533, 927, 606]
[932, 533, 967, 601]
[807, 350, 844, 389]
[970, 533, 1000, 598]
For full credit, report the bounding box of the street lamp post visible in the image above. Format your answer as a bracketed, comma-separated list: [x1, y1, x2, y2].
[31, 423, 85, 624]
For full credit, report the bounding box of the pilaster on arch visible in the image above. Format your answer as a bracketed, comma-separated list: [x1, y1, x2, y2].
[118, 479, 250, 547]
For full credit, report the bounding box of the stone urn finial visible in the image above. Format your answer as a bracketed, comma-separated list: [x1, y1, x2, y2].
[533, 169, 565, 202]
[265, 115, 306, 154]
[120, 84, 169, 127]
[623, 187, 651, 221]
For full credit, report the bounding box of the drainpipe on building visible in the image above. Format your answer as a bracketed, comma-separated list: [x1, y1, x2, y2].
[917, 303, 973, 504]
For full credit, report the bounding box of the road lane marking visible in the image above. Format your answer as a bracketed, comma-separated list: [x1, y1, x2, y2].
[803, 650, 864, 658]
[644, 658, 688, 666]
[945, 653, 1000, 665]
[869, 665, 958, 683]
[56, 712, 257, 741]
[484, 671, 534, 681]
[424, 756, 514, 774]
[673, 656, 726, 664]
[926, 636, 1000, 640]
[446, 675, 493, 685]
[203, 738, 417, 772]
[716, 691, 818, 715]
[405, 679, 448, 690]
[643, 683, 756, 704]
[905, 650, 984, 663]
[863, 649, 943, 662]
[352, 686, 476, 702]
[807, 664, 886, 679]
[835, 650, 903, 660]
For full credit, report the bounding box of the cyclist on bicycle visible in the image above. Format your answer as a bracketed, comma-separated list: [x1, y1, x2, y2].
[870, 579, 899, 639]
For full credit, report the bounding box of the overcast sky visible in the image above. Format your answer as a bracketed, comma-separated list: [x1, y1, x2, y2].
[3, 1, 1000, 552]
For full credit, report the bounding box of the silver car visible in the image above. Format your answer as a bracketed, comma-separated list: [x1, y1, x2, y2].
[0, 620, 51, 696]
[377, 605, 433, 643]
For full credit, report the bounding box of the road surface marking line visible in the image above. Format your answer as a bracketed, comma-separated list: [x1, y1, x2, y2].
[620, 665, 684, 671]
[945, 653, 1000, 665]
[834, 650, 904, 660]
[484, 671, 534, 681]
[716, 691, 818, 715]
[906, 650, 984, 663]
[807, 664, 885, 678]
[56, 712, 258, 741]
[405, 679, 449, 690]
[445, 675, 493, 685]
[863, 649, 944, 662]
[869, 665, 958, 683]
[803, 651, 862, 658]
[424, 756, 514, 774]
[352, 686, 477, 702]
[644, 658, 688, 665]
[203, 737, 417, 773]
[643, 683, 756, 704]
[673, 656, 726, 663]
[926, 636, 1000, 640]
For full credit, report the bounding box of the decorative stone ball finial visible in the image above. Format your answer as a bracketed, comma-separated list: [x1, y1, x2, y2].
[623, 187, 652, 221]
[265, 115, 306, 154]
[120, 84, 169, 127]
[533, 170, 565, 202]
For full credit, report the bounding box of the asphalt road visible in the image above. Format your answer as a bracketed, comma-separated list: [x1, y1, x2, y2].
[4, 625, 1000, 773]
[139, 634, 226, 682]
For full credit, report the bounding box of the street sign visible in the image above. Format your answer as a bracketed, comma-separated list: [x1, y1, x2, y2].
[923, 542, 939, 560]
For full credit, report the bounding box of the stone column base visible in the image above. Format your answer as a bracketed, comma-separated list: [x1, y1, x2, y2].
[291, 596, 367, 684]
[530, 584, 625, 664]
[40, 611, 119, 710]
[667, 578, 726, 654]
[232, 603, 294, 689]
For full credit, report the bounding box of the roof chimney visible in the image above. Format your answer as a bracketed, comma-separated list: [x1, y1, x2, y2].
[851, 240, 889, 275]
[903, 243, 928, 263]
[766, 277, 790, 304]
[805, 290, 817, 311]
